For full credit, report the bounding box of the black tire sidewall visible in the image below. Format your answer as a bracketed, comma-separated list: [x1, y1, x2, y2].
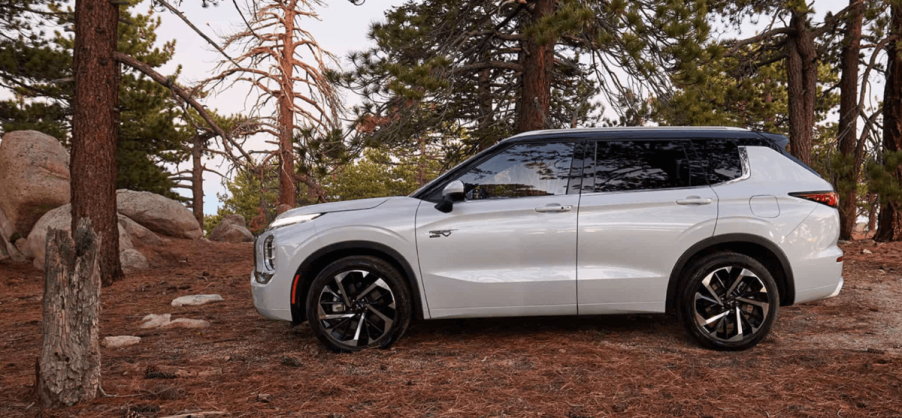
[305, 256, 412, 353]
[678, 252, 780, 351]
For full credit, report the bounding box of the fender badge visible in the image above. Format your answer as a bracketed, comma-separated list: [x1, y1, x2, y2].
[429, 229, 457, 238]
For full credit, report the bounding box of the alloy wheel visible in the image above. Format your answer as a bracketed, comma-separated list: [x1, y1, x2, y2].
[693, 266, 770, 343]
[316, 269, 397, 348]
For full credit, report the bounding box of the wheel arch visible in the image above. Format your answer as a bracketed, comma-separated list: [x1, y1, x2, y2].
[665, 234, 795, 313]
[289, 240, 424, 324]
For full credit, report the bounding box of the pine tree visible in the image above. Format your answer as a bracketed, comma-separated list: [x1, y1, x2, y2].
[343, 0, 711, 159]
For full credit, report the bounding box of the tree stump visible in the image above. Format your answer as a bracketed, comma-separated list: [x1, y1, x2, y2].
[35, 218, 102, 408]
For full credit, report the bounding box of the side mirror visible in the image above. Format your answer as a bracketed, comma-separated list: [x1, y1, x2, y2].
[434, 180, 465, 213]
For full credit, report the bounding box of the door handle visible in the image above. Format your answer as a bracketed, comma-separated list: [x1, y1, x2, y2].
[535, 204, 573, 213]
[676, 196, 713, 205]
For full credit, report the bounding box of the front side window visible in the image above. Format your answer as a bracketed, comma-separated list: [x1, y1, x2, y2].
[455, 142, 576, 200]
[586, 140, 691, 193]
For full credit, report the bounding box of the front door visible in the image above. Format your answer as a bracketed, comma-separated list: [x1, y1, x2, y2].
[416, 141, 583, 318]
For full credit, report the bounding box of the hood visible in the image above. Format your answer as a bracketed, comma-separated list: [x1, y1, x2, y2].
[276, 197, 391, 219]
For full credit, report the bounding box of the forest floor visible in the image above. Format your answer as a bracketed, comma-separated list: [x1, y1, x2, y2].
[1, 238, 901, 417]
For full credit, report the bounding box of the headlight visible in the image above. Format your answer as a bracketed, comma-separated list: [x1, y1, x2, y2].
[269, 213, 322, 229]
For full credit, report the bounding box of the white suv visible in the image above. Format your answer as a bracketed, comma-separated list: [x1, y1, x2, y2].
[251, 127, 843, 352]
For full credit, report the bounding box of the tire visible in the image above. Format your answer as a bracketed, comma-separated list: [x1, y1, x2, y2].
[678, 252, 779, 351]
[305, 256, 412, 353]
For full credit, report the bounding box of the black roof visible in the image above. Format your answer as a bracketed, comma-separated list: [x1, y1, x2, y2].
[503, 126, 776, 142]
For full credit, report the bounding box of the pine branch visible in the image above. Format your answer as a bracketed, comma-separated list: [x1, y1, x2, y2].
[153, 0, 239, 67]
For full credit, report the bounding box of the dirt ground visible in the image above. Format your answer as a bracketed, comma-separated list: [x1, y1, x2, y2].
[1, 238, 901, 417]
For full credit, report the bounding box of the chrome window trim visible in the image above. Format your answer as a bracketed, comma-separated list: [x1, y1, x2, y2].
[715, 146, 751, 186]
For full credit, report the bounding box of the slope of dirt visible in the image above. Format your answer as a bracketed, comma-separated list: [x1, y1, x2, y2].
[1, 239, 901, 417]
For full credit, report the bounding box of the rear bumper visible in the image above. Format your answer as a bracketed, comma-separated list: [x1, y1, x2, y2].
[781, 204, 844, 304]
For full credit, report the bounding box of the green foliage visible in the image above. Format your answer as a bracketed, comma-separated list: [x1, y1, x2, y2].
[320, 147, 443, 201]
[206, 164, 279, 236]
[866, 151, 902, 208]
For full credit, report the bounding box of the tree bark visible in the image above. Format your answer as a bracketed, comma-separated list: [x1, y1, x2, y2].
[876, 4, 902, 242]
[191, 135, 204, 228]
[277, 0, 298, 208]
[71, 0, 123, 286]
[836, 0, 863, 240]
[516, 0, 556, 133]
[35, 219, 102, 408]
[785, 13, 818, 166]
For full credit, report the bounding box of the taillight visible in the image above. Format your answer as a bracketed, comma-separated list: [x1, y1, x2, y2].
[789, 191, 838, 208]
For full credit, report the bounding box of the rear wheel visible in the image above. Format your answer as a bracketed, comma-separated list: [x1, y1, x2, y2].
[305, 256, 412, 352]
[679, 252, 779, 351]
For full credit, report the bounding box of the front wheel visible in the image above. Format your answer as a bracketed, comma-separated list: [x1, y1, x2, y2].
[678, 252, 779, 351]
[305, 256, 412, 352]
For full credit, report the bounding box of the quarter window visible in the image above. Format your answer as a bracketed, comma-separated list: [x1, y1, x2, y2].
[455, 142, 576, 200]
[689, 139, 744, 185]
[587, 140, 691, 193]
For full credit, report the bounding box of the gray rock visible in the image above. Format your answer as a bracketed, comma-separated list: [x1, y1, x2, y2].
[120, 249, 149, 274]
[0, 130, 70, 237]
[140, 313, 172, 329]
[118, 214, 163, 246]
[209, 214, 254, 243]
[27, 204, 138, 271]
[862, 248, 873, 254]
[166, 318, 211, 329]
[102, 336, 141, 348]
[117, 190, 203, 239]
[171, 294, 224, 307]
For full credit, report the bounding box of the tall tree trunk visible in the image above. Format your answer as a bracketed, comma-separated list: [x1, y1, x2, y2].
[876, 4, 902, 242]
[71, 0, 123, 285]
[277, 1, 298, 208]
[477, 67, 493, 150]
[36, 219, 101, 408]
[516, 0, 556, 133]
[836, 0, 863, 240]
[785, 13, 818, 166]
[191, 135, 204, 228]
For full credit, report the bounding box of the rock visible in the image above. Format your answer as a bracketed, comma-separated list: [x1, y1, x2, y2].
[120, 249, 149, 274]
[117, 190, 203, 239]
[837, 240, 851, 245]
[166, 318, 211, 329]
[171, 294, 224, 307]
[257, 393, 272, 403]
[0, 131, 70, 237]
[102, 336, 141, 348]
[854, 222, 868, 233]
[208, 214, 254, 243]
[0, 206, 26, 262]
[140, 314, 172, 329]
[119, 214, 163, 246]
[862, 249, 873, 254]
[281, 356, 302, 368]
[27, 204, 137, 271]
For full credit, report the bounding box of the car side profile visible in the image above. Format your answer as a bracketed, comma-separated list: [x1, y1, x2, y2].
[251, 127, 843, 352]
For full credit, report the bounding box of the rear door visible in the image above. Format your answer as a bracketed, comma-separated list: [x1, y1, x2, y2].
[576, 139, 718, 314]
[416, 141, 585, 318]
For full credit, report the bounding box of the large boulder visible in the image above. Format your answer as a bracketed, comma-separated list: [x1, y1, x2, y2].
[0, 131, 70, 237]
[209, 214, 254, 243]
[116, 190, 202, 239]
[118, 214, 163, 246]
[27, 204, 136, 271]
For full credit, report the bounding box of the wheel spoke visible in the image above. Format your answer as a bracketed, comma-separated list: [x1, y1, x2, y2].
[320, 312, 356, 320]
[696, 309, 729, 327]
[354, 282, 380, 303]
[724, 268, 749, 296]
[367, 305, 394, 331]
[333, 273, 352, 307]
[701, 273, 724, 305]
[353, 313, 366, 345]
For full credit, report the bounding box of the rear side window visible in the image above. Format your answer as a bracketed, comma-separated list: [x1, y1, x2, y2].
[585, 140, 692, 193]
[689, 139, 744, 185]
[455, 142, 576, 200]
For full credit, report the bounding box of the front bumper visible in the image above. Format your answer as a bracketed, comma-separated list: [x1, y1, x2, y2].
[251, 271, 292, 321]
[249, 221, 319, 322]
